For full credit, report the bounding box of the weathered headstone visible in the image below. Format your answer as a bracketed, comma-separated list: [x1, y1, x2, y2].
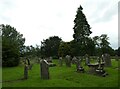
[65, 55, 71, 67]
[24, 64, 28, 79]
[72, 56, 77, 64]
[40, 60, 49, 79]
[84, 54, 90, 65]
[59, 57, 63, 66]
[23, 57, 29, 79]
[76, 58, 84, 73]
[102, 54, 112, 67]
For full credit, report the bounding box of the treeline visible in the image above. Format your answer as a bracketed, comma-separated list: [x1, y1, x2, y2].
[1, 5, 119, 67]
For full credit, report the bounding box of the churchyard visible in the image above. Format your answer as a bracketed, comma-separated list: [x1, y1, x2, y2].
[2, 56, 119, 87]
[1, 3, 119, 88]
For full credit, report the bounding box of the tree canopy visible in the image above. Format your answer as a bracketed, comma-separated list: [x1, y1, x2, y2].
[1, 24, 25, 67]
[72, 5, 93, 56]
[41, 36, 62, 58]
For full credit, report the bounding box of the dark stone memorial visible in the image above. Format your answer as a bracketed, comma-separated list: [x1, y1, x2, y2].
[40, 60, 49, 79]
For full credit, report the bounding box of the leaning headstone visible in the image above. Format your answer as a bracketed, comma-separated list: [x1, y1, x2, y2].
[59, 57, 63, 66]
[84, 54, 90, 65]
[102, 54, 112, 67]
[40, 60, 49, 79]
[65, 55, 71, 67]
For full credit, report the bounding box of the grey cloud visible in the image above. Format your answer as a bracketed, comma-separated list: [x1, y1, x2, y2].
[86, 0, 118, 24]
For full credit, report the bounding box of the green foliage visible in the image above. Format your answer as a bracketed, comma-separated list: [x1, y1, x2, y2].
[73, 5, 92, 42]
[72, 5, 94, 56]
[41, 36, 62, 58]
[1, 24, 25, 67]
[23, 45, 41, 57]
[58, 41, 71, 57]
[93, 34, 115, 56]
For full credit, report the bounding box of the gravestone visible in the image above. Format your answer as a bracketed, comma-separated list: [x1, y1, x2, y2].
[40, 60, 49, 79]
[72, 56, 77, 64]
[85, 54, 90, 65]
[76, 58, 84, 73]
[102, 54, 112, 67]
[23, 57, 29, 79]
[65, 55, 71, 67]
[24, 64, 28, 79]
[59, 57, 63, 66]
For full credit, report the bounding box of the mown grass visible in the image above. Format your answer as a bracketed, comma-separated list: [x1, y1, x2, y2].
[2, 59, 119, 87]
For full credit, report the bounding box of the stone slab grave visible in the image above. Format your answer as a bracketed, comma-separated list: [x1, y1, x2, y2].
[40, 60, 49, 79]
[88, 57, 108, 77]
[59, 57, 63, 66]
[102, 54, 112, 67]
[65, 55, 71, 67]
[76, 57, 84, 73]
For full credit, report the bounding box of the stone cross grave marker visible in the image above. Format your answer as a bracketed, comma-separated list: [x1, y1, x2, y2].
[40, 60, 49, 79]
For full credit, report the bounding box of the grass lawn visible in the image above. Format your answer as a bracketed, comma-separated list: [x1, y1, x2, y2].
[2, 59, 119, 87]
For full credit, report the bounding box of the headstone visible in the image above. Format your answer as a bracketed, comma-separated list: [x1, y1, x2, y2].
[65, 55, 71, 67]
[85, 54, 90, 65]
[59, 57, 63, 66]
[102, 54, 112, 67]
[76, 58, 84, 73]
[72, 56, 77, 64]
[24, 64, 28, 79]
[23, 57, 29, 79]
[40, 60, 49, 79]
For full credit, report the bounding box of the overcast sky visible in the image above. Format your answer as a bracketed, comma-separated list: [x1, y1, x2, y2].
[0, 0, 119, 49]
